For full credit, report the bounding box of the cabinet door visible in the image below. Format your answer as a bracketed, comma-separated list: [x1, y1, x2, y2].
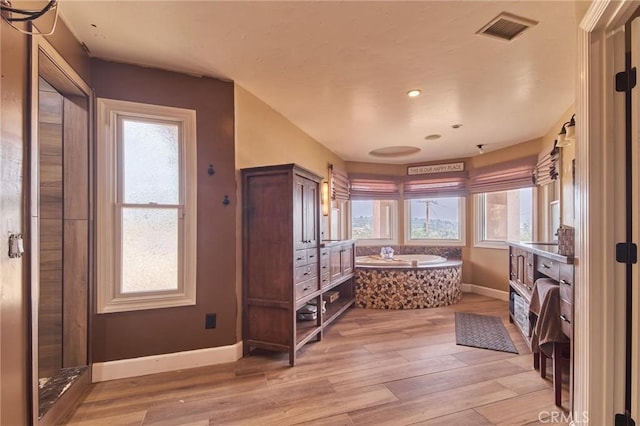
[303, 178, 318, 248]
[293, 176, 306, 250]
[341, 243, 353, 275]
[524, 252, 535, 288]
[509, 247, 519, 282]
[330, 246, 342, 281]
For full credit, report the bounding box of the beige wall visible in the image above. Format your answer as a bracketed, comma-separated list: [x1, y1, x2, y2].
[542, 105, 576, 226]
[537, 107, 575, 238]
[234, 84, 346, 337]
[235, 85, 345, 178]
[466, 139, 541, 291]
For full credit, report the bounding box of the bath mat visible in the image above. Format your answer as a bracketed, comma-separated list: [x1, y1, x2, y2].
[455, 312, 519, 354]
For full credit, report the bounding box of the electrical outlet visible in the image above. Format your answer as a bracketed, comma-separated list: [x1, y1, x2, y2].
[205, 313, 216, 329]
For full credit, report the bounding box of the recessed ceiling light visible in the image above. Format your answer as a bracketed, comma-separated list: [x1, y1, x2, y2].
[424, 134, 441, 140]
[451, 124, 463, 129]
[407, 89, 422, 98]
[369, 146, 421, 158]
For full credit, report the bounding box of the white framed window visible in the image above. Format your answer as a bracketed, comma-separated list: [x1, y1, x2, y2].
[330, 199, 349, 240]
[96, 98, 197, 313]
[350, 199, 397, 245]
[405, 197, 465, 246]
[475, 187, 534, 249]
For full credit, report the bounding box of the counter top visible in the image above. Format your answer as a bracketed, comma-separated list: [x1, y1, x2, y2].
[507, 241, 574, 264]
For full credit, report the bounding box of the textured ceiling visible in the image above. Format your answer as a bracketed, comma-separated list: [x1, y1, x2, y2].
[59, 1, 576, 164]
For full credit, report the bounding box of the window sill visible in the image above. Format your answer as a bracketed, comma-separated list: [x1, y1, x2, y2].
[352, 239, 398, 247]
[405, 239, 465, 247]
[473, 241, 508, 250]
[98, 293, 196, 314]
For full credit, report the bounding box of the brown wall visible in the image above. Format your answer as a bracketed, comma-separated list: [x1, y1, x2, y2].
[1, 15, 90, 425]
[90, 59, 237, 362]
[1, 21, 30, 426]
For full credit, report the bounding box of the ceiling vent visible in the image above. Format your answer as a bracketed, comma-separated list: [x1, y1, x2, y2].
[476, 13, 538, 42]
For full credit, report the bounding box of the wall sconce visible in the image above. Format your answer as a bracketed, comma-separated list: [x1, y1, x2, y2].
[557, 114, 575, 147]
[476, 144, 484, 154]
[321, 181, 330, 216]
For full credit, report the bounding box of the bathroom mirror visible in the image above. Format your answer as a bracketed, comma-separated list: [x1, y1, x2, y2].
[30, 36, 93, 424]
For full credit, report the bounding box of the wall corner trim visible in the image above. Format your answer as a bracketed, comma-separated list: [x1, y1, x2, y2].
[461, 283, 509, 301]
[92, 342, 243, 382]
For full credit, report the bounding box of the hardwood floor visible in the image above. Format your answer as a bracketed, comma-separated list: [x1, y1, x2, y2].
[65, 293, 570, 425]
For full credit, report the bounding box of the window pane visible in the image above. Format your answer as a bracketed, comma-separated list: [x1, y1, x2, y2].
[481, 188, 533, 243]
[484, 192, 508, 241]
[409, 197, 460, 239]
[121, 208, 179, 293]
[351, 200, 393, 239]
[122, 119, 179, 204]
[519, 187, 533, 241]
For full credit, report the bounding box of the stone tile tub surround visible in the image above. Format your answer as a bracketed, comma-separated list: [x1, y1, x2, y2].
[355, 263, 462, 309]
[355, 244, 462, 310]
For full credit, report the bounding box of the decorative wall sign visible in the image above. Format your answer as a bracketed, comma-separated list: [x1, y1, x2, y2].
[407, 162, 464, 175]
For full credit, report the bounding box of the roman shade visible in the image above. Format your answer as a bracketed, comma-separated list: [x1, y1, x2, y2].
[329, 164, 350, 200]
[469, 156, 537, 194]
[403, 172, 468, 199]
[533, 145, 560, 187]
[348, 175, 401, 200]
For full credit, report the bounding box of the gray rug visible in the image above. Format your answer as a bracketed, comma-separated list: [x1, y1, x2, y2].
[455, 312, 519, 354]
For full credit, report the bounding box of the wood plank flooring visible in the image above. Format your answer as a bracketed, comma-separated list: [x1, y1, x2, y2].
[65, 293, 570, 425]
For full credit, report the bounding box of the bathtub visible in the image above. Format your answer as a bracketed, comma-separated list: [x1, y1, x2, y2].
[354, 255, 462, 309]
[355, 254, 446, 267]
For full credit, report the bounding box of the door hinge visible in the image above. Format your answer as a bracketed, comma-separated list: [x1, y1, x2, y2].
[616, 67, 637, 92]
[615, 413, 636, 426]
[616, 242, 638, 264]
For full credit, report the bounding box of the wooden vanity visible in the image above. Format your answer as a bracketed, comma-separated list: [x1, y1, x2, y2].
[507, 241, 575, 408]
[241, 164, 355, 366]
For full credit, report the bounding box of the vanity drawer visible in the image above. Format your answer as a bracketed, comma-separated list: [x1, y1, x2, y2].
[559, 299, 573, 339]
[320, 247, 329, 262]
[306, 248, 319, 265]
[294, 250, 307, 267]
[537, 257, 559, 281]
[295, 264, 317, 283]
[559, 280, 572, 302]
[295, 279, 317, 300]
[320, 272, 331, 288]
[559, 264, 573, 284]
[320, 259, 330, 276]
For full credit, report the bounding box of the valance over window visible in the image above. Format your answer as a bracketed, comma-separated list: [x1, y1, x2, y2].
[469, 156, 537, 194]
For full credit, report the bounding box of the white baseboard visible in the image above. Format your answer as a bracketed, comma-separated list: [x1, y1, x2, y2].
[92, 341, 243, 382]
[462, 283, 509, 301]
